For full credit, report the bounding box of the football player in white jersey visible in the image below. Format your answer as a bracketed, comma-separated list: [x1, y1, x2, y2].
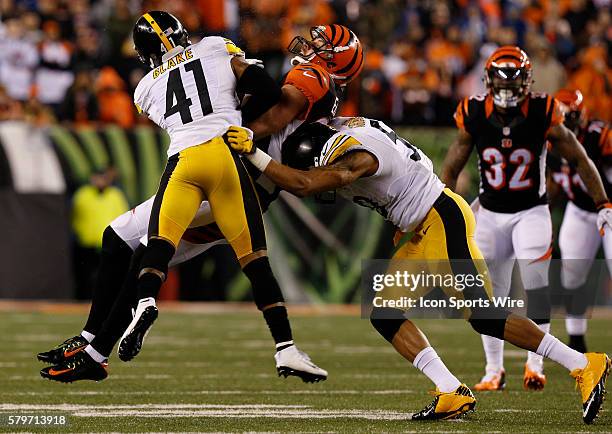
[441, 46, 612, 392]
[228, 117, 610, 423]
[39, 20, 364, 384]
[39, 11, 333, 384]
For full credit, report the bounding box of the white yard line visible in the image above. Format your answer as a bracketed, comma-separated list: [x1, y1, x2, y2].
[0, 403, 413, 421]
[2, 389, 419, 396]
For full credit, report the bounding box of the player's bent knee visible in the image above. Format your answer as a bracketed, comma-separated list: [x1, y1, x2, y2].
[370, 308, 406, 342]
[468, 307, 509, 339]
[138, 238, 176, 280]
[102, 226, 132, 257]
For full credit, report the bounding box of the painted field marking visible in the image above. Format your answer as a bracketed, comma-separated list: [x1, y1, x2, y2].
[2, 389, 420, 396]
[0, 403, 412, 421]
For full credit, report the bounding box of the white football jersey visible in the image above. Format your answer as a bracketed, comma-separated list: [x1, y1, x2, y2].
[134, 37, 243, 157]
[322, 117, 445, 232]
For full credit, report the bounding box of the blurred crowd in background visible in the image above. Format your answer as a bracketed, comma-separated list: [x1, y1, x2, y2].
[0, 0, 609, 129]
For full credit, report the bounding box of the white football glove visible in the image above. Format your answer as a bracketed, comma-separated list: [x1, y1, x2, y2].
[596, 203, 612, 236]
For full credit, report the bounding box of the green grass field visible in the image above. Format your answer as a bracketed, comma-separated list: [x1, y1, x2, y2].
[1, 304, 611, 433]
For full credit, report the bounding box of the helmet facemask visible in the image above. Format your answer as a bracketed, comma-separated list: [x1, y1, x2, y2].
[485, 65, 532, 108]
[288, 27, 336, 66]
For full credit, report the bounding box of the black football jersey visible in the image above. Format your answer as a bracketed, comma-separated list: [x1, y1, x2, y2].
[455, 93, 564, 213]
[548, 120, 612, 212]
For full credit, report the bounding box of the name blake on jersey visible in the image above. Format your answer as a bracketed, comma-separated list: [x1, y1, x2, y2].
[152, 48, 194, 79]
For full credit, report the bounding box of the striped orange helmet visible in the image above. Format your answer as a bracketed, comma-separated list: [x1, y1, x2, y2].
[484, 46, 532, 108]
[288, 24, 364, 86]
[555, 88, 587, 133]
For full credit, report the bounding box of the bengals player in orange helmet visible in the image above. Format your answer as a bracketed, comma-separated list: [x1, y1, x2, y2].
[288, 24, 364, 86]
[548, 89, 612, 354]
[442, 46, 611, 418]
[249, 24, 364, 138]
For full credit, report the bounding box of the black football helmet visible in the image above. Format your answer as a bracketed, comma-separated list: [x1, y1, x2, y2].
[133, 11, 190, 68]
[281, 122, 337, 170]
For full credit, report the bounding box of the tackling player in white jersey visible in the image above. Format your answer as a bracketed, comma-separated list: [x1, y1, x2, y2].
[228, 116, 611, 423]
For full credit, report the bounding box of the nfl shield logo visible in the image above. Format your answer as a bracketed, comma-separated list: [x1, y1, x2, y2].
[501, 138, 513, 148]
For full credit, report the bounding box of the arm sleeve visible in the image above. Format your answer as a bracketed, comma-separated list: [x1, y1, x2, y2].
[237, 64, 282, 123]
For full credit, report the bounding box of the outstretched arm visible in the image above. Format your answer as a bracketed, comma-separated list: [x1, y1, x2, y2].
[440, 129, 474, 191]
[231, 146, 375, 197]
[548, 123, 608, 205]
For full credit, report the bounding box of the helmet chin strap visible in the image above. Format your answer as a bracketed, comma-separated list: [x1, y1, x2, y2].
[290, 56, 309, 66]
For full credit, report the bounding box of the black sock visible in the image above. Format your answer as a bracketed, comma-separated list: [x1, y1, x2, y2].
[242, 256, 293, 346]
[83, 227, 133, 335]
[568, 334, 587, 353]
[137, 273, 164, 300]
[564, 286, 589, 316]
[526, 287, 551, 325]
[262, 306, 293, 347]
[88, 246, 145, 357]
[136, 239, 175, 300]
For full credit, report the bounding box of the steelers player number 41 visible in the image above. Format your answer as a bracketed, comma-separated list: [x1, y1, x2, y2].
[164, 60, 213, 124]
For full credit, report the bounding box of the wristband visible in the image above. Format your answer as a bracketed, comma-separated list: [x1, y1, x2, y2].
[246, 148, 272, 172]
[596, 200, 612, 210]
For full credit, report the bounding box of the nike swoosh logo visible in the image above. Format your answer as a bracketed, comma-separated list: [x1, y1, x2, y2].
[63, 347, 84, 358]
[303, 71, 317, 79]
[583, 385, 599, 417]
[48, 367, 73, 376]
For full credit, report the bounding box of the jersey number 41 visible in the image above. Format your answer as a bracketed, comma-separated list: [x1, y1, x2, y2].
[164, 60, 213, 124]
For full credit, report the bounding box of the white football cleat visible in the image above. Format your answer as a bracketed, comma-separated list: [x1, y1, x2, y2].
[275, 345, 328, 383]
[118, 297, 158, 362]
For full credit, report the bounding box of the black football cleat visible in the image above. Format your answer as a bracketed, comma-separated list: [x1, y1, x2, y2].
[40, 351, 107, 383]
[37, 335, 88, 364]
[118, 298, 158, 362]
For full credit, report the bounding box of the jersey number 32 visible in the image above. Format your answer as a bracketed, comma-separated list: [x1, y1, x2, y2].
[482, 147, 533, 190]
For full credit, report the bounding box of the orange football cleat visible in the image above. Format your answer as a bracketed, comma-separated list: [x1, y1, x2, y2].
[474, 370, 506, 391]
[523, 364, 546, 390]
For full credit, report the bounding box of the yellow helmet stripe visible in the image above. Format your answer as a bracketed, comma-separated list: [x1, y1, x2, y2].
[327, 136, 360, 164]
[143, 13, 173, 52]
